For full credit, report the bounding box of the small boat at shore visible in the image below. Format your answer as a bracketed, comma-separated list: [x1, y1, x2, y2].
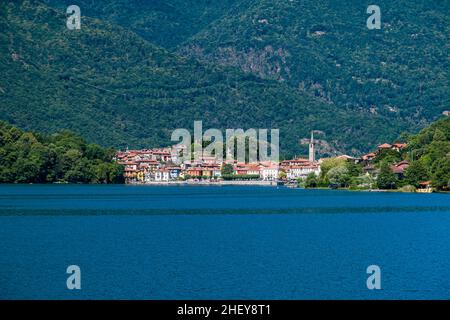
[417, 181, 434, 193]
[417, 188, 433, 193]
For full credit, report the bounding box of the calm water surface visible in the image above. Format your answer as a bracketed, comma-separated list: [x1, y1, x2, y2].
[0, 185, 449, 299]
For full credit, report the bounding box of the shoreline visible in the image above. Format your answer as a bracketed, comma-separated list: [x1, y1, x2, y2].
[127, 180, 279, 186]
[1, 183, 448, 193]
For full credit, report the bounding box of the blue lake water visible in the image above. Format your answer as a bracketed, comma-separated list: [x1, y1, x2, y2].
[0, 184, 449, 300]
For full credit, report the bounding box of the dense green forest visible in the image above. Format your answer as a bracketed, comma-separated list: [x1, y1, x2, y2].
[0, 121, 123, 183]
[0, 1, 448, 157]
[305, 116, 450, 191]
[180, 0, 449, 126]
[42, 0, 241, 49]
[403, 116, 450, 189]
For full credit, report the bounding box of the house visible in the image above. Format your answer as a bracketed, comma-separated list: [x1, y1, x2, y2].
[361, 153, 377, 162]
[234, 163, 261, 177]
[154, 169, 170, 182]
[261, 164, 279, 181]
[136, 171, 145, 182]
[286, 164, 320, 180]
[280, 158, 310, 168]
[377, 142, 407, 153]
[166, 166, 182, 180]
[391, 160, 409, 179]
[201, 164, 221, 178]
[235, 164, 250, 175]
[186, 167, 203, 177]
[336, 155, 356, 161]
[392, 143, 407, 152]
[152, 149, 172, 162]
[139, 159, 159, 172]
[246, 164, 261, 176]
[363, 164, 376, 174]
[144, 172, 154, 183]
[201, 156, 218, 165]
[377, 143, 392, 151]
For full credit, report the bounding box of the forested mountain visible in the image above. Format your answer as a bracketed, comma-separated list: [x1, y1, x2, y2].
[0, 1, 448, 157]
[180, 0, 449, 125]
[42, 0, 241, 48]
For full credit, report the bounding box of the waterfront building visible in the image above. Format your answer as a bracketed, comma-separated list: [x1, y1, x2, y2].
[186, 167, 203, 177]
[286, 164, 320, 180]
[261, 164, 279, 181]
[166, 166, 182, 180]
[155, 169, 170, 182]
[201, 164, 222, 178]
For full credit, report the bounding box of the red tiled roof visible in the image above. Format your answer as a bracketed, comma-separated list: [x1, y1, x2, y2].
[362, 153, 376, 160]
[391, 160, 409, 174]
[392, 143, 407, 149]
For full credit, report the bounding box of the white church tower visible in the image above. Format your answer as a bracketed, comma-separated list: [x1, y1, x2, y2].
[309, 131, 315, 163]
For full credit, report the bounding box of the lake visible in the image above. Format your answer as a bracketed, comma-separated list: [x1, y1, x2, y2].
[0, 184, 449, 300]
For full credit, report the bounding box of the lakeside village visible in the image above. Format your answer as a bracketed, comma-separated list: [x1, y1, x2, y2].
[115, 132, 435, 192]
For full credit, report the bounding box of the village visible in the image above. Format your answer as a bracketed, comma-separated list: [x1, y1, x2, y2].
[115, 132, 422, 190]
[116, 132, 317, 185]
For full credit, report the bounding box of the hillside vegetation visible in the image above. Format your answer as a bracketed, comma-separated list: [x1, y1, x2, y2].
[0, 121, 123, 183]
[180, 0, 449, 130]
[404, 116, 450, 189]
[42, 0, 241, 48]
[307, 116, 450, 191]
[0, 0, 448, 157]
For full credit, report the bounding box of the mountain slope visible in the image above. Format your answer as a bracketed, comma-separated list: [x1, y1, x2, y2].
[180, 0, 449, 126]
[0, 0, 435, 157]
[42, 0, 241, 48]
[1, 0, 402, 157]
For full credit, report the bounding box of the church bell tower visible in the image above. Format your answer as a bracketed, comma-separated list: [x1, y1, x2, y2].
[309, 131, 315, 163]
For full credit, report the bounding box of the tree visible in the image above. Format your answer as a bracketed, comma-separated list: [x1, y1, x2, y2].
[431, 157, 450, 190]
[346, 161, 362, 177]
[377, 164, 397, 189]
[221, 163, 234, 175]
[318, 157, 347, 186]
[404, 161, 429, 187]
[0, 122, 124, 184]
[375, 149, 402, 166]
[304, 172, 318, 188]
[327, 166, 350, 187]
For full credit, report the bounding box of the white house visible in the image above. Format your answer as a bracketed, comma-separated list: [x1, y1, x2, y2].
[286, 165, 321, 180]
[261, 165, 279, 181]
[155, 169, 170, 182]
